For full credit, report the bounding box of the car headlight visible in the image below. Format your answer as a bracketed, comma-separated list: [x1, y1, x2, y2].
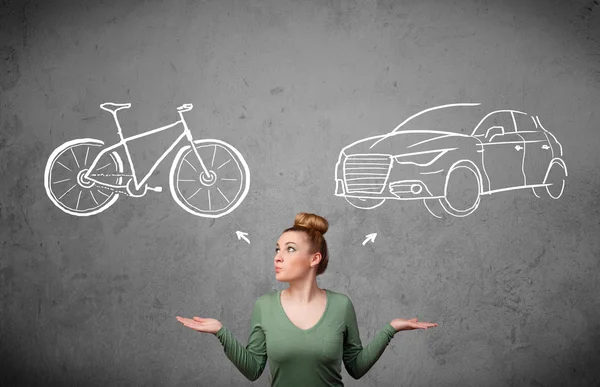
[394, 148, 455, 167]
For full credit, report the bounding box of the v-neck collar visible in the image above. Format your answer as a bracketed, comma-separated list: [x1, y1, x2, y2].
[278, 288, 330, 333]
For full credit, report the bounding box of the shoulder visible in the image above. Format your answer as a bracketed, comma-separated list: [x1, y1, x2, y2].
[254, 290, 279, 306]
[326, 289, 353, 307]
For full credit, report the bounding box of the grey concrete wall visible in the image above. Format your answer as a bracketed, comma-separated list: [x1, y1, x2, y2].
[1, 0, 599, 386]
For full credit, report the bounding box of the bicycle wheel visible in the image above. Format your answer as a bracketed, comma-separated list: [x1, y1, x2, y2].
[44, 138, 124, 216]
[170, 139, 250, 218]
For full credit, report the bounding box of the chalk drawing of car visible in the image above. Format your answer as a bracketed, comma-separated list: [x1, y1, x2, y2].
[334, 103, 567, 218]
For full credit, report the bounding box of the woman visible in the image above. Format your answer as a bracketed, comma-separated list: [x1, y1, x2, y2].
[176, 212, 437, 386]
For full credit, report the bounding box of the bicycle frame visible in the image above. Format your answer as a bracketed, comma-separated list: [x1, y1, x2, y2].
[84, 109, 209, 191]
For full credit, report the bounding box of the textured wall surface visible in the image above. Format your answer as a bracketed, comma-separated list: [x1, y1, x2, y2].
[1, 0, 599, 386]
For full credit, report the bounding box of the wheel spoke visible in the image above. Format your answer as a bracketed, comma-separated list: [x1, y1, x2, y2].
[76, 190, 82, 210]
[96, 162, 111, 171]
[59, 184, 77, 200]
[71, 148, 80, 168]
[184, 158, 198, 172]
[90, 191, 99, 205]
[208, 190, 211, 210]
[53, 178, 71, 184]
[211, 145, 217, 167]
[217, 159, 230, 169]
[57, 161, 72, 171]
[84, 147, 90, 166]
[187, 187, 203, 200]
[221, 178, 237, 181]
[97, 189, 110, 197]
[217, 187, 230, 204]
[178, 179, 196, 182]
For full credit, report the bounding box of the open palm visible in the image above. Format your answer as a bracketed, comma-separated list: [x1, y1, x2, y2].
[176, 316, 223, 335]
[390, 317, 437, 332]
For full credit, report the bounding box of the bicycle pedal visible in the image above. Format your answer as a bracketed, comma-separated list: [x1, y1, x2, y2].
[148, 186, 163, 193]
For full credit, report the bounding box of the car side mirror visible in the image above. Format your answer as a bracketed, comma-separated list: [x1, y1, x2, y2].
[485, 126, 504, 141]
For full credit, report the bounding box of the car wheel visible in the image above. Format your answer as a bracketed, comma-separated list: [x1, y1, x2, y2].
[345, 196, 386, 210]
[533, 160, 567, 199]
[438, 162, 481, 217]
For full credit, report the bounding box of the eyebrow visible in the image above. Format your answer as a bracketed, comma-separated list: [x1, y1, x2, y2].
[276, 242, 298, 246]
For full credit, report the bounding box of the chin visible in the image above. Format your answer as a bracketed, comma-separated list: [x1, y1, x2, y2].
[275, 274, 286, 281]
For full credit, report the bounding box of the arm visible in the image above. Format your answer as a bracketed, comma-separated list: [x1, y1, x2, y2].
[214, 299, 267, 381]
[342, 297, 397, 380]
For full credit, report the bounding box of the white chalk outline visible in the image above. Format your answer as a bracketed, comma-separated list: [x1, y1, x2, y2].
[334, 103, 567, 217]
[362, 233, 377, 246]
[45, 103, 250, 218]
[236, 231, 251, 244]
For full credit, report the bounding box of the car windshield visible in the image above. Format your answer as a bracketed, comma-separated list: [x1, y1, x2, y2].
[391, 104, 484, 134]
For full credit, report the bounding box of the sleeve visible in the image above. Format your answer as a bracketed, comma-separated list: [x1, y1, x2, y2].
[342, 297, 397, 380]
[214, 299, 268, 381]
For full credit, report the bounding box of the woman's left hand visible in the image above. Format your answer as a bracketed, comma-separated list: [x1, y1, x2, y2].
[390, 318, 438, 332]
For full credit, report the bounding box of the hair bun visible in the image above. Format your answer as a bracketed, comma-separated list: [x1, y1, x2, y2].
[294, 212, 329, 234]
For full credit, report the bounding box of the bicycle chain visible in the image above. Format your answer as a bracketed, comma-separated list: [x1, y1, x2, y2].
[97, 185, 131, 197]
[89, 173, 133, 196]
[89, 173, 133, 177]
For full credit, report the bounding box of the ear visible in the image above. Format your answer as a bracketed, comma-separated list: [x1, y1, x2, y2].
[311, 252, 322, 267]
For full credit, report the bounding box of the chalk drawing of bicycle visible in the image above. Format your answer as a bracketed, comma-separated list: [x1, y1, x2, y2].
[44, 103, 250, 218]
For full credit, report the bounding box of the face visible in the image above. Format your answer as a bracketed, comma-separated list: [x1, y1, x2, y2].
[274, 231, 320, 282]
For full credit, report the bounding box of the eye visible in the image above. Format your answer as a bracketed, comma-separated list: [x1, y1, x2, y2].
[275, 247, 280, 253]
[287, 246, 296, 252]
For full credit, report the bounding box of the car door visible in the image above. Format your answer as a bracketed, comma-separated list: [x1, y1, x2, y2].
[478, 112, 526, 192]
[512, 112, 553, 187]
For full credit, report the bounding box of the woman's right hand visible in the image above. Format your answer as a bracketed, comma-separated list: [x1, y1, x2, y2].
[176, 315, 223, 335]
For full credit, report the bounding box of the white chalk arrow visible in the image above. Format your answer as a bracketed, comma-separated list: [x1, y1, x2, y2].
[362, 233, 377, 246]
[236, 231, 251, 244]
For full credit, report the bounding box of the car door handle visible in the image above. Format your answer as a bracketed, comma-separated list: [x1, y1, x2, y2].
[515, 145, 523, 151]
[542, 145, 550, 150]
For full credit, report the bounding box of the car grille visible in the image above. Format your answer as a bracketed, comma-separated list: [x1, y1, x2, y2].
[343, 154, 392, 194]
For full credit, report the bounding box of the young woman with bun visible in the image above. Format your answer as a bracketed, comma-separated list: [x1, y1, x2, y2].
[177, 212, 437, 386]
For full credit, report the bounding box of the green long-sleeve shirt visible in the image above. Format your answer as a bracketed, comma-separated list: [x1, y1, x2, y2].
[214, 288, 397, 386]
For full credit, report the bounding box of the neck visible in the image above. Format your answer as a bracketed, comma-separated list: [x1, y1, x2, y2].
[284, 281, 323, 305]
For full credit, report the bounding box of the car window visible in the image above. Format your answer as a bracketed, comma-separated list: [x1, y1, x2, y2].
[489, 132, 523, 143]
[472, 111, 516, 138]
[513, 112, 538, 133]
[391, 104, 483, 134]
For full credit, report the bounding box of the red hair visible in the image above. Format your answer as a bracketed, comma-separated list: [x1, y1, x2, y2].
[283, 212, 329, 275]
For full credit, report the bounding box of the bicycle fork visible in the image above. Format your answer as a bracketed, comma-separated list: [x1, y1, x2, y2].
[178, 105, 214, 183]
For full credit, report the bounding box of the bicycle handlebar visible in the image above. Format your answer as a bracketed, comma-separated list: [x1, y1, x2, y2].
[177, 104, 193, 111]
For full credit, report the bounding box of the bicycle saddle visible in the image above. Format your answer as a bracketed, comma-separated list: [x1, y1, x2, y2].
[177, 103, 193, 112]
[100, 102, 132, 113]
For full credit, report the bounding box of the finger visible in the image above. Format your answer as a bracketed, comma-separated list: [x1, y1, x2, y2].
[409, 318, 418, 322]
[180, 318, 201, 327]
[181, 321, 203, 330]
[193, 317, 204, 321]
